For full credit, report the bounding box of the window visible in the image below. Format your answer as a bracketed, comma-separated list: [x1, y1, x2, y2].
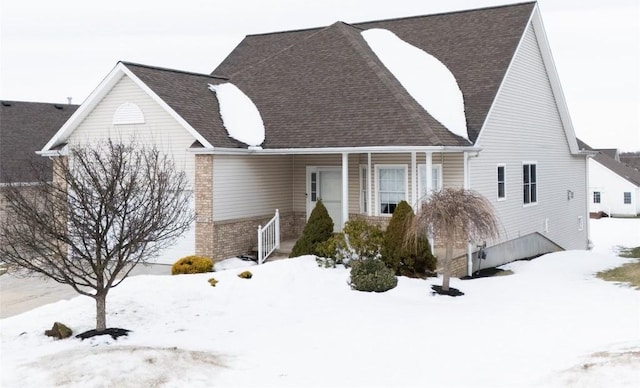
[310, 172, 317, 201]
[593, 191, 601, 204]
[377, 166, 406, 215]
[418, 164, 442, 199]
[523, 163, 537, 205]
[360, 165, 368, 213]
[624, 192, 632, 204]
[497, 165, 506, 200]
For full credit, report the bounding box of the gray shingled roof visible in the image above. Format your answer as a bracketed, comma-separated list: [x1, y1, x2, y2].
[122, 62, 248, 149]
[577, 139, 640, 187]
[214, 2, 536, 145]
[1, 101, 78, 183]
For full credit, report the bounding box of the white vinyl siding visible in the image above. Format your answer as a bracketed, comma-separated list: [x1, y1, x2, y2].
[212, 155, 293, 221]
[588, 159, 640, 216]
[470, 22, 588, 256]
[68, 75, 197, 186]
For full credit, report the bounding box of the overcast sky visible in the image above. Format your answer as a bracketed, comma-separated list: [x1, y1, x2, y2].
[1, 0, 638, 150]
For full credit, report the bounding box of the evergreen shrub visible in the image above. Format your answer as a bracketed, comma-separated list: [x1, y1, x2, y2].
[290, 200, 334, 258]
[349, 258, 398, 292]
[382, 201, 436, 278]
[208, 278, 218, 287]
[316, 218, 384, 267]
[238, 270, 253, 279]
[171, 255, 213, 275]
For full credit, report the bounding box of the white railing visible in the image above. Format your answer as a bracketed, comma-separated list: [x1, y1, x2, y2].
[257, 209, 280, 264]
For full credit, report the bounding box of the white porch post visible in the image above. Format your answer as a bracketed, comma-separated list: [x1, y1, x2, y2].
[411, 151, 417, 208]
[425, 152, 433, 195]
[425, 152, 434, 249]
[342, 152, 349, 230]
[367, 152, 372, 217]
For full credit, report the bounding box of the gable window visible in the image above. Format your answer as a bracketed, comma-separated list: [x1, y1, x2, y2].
[593, 191, 601, 204]
[624, 192, 632, 204]
[377, 165, 407, 215]
[418, 164, 442, 200]
[523, 163, 537, 205]
[497, 164, 506, 200]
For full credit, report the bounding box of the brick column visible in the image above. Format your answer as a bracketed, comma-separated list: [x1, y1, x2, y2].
[195, 154, 215, 259]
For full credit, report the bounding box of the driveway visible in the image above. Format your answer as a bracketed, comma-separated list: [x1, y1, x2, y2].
[0, 264, 171, 319]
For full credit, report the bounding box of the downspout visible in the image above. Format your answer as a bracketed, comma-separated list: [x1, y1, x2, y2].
[464, 151, 473, 276]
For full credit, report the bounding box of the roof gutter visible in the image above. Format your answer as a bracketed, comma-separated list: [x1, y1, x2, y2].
[188, 145, 481, 155]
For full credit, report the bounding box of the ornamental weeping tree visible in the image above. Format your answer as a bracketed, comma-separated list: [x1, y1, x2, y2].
[408, 188, 499, 292]
[0, 140, 194, 331]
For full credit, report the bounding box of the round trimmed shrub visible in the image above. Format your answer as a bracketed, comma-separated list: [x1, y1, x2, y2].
[171, 255, 213, 275]
[238, 270, 253, 279]
[349, 258, 398, 292]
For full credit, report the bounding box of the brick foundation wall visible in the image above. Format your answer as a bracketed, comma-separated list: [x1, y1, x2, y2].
[211, 211, 299, 261]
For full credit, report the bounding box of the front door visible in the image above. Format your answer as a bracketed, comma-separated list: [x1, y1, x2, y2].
[308, 167, 342, 232]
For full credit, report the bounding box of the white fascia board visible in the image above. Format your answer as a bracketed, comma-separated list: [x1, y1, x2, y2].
[40, 62, 214, 152]
[529, 6, 580, 155]
[40, 63, 127, 152]
[120, 66, 214, 149]
[188, 145, 481, 155]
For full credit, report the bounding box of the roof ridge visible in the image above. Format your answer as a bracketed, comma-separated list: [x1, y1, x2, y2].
[354, 2, 536, 27]
[241, 2, 536, 38]
[225, 22, 354, 79]
[120, 61, 229, 80]
[0, 100, 79, 107]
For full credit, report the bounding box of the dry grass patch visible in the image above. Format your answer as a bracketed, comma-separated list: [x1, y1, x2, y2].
[597, 246, 640, 289]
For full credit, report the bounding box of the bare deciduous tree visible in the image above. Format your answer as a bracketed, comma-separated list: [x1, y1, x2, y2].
[408, 188, 499, 293]
[0, 140, 194, 331]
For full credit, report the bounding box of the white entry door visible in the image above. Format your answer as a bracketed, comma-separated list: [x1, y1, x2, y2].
[308, 167, 342, 232]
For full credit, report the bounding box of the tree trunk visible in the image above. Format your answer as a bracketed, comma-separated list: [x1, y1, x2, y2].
[95, 291, 107, 331]
[442, 241, 454, 292]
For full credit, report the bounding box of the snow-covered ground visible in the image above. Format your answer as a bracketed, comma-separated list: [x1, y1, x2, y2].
[1, 219, 639, 387]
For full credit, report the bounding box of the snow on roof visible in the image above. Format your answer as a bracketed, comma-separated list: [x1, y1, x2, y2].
[362, 28, 468, 140]
[208, 83, 265, 148]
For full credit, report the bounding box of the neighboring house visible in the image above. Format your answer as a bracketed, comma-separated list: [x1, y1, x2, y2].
[39, 2, 590, 273]
[0, 101, 78, 225]
[578, 139, 640, 217]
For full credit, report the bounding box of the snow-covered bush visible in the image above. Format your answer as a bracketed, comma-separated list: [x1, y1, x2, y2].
[237, 270, 253, 279]
[208, 278, 218, 287]
[349, 258, 398, 292]
[171, 256, 213, 275]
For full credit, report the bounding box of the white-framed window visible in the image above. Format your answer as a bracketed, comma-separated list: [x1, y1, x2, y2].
[497, 164, 506, 201]
[359, 165, 368, 214]
[623, 192, 632, 204]
[578, 216, 584, 231]
[376, 165, 407, 215]
[418, 164, 442, 200]
[523, 162, 537, 205]
[593, 191, 601, 204]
